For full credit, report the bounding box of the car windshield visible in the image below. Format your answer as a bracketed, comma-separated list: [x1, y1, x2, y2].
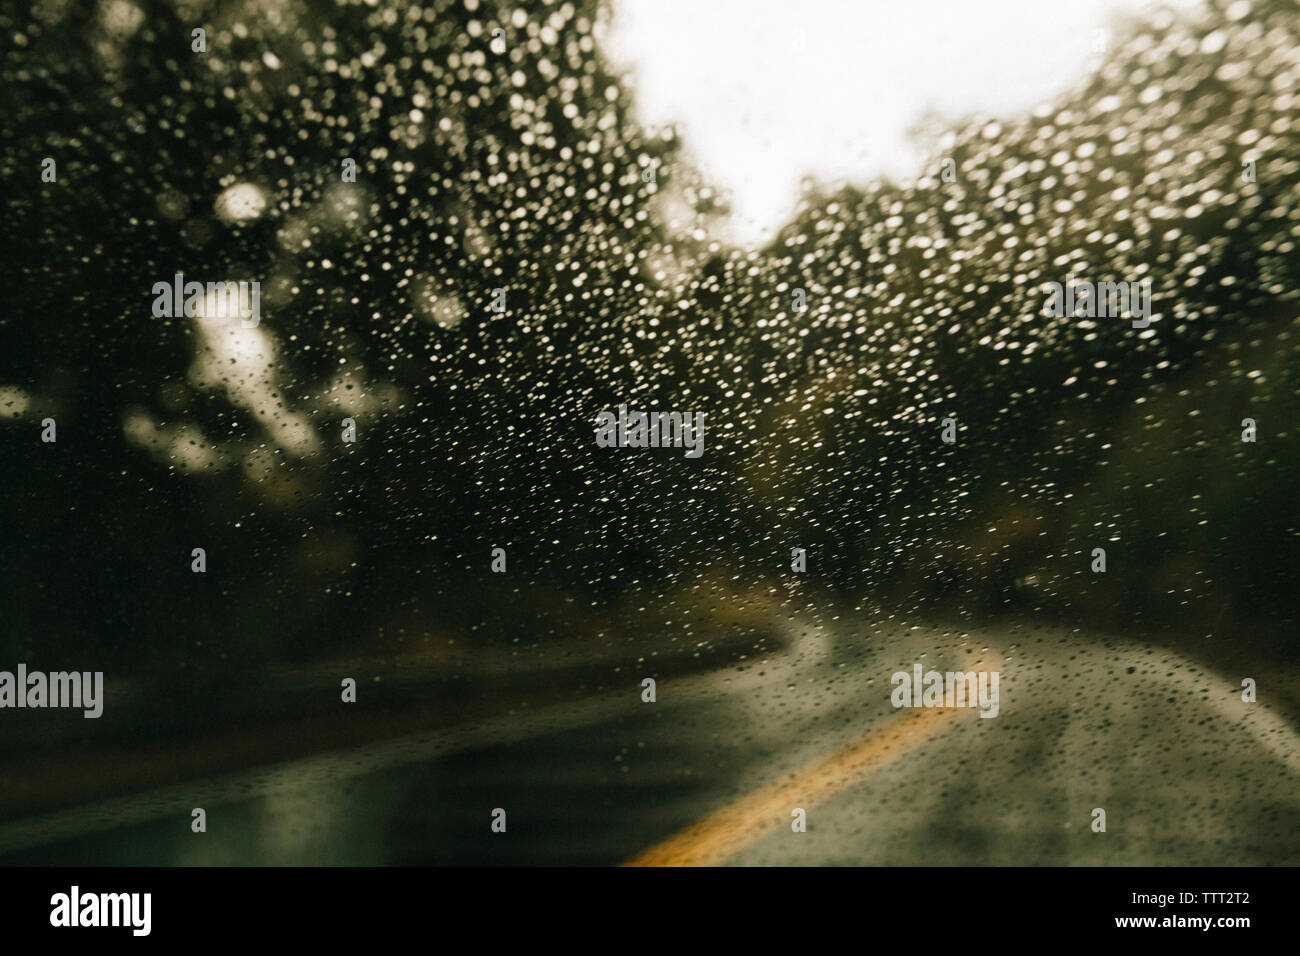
[1, 0, 1297, 866]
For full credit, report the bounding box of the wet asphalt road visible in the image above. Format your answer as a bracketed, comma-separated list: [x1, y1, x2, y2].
[2, 615, 1298, 866]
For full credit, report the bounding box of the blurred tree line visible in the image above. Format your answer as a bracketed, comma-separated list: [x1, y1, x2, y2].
[0, 0, 1295, 712]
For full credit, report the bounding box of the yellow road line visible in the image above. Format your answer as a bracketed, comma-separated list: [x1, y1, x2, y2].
[626, 706, 963, 866]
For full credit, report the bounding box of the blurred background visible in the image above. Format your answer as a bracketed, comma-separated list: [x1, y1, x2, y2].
[0, 0, 1297, 864]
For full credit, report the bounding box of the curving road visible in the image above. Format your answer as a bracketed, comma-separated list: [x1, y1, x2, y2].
[2, 614, 1298, 865]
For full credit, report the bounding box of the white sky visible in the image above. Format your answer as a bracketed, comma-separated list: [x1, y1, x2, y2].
[602, 0, 1203, 246]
